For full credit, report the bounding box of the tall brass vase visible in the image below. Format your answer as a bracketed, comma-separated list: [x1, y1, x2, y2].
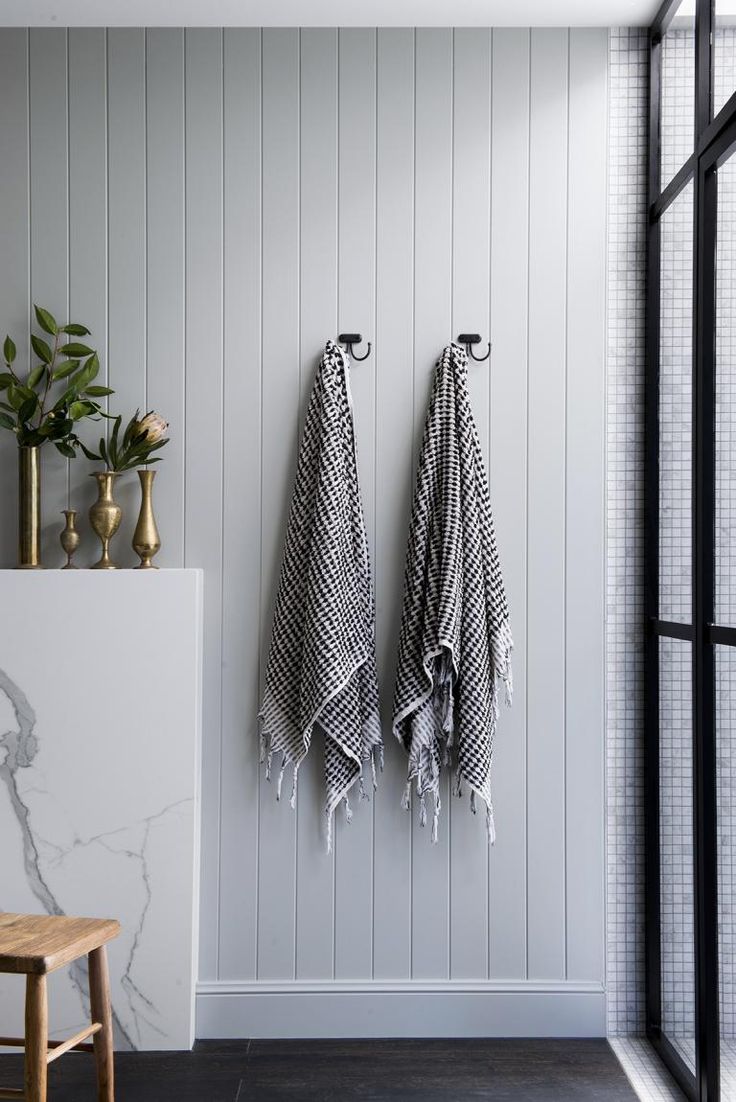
[18, 446, 42, 569]
[89, 471, 122, 570]
[132, 469, 161, 569]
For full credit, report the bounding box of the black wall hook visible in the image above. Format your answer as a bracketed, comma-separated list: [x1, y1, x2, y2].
[457, 333, 491, 362]
[339, 333, 371, 362]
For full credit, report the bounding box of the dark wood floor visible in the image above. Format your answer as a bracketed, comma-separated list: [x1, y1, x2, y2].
[0, 1038, 638, 1100]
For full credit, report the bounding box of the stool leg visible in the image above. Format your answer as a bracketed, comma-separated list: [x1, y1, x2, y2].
[24, 973, 48, 1102]
[89, 947, 114, 1102]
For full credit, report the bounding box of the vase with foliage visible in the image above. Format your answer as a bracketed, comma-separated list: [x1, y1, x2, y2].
[0, 305, 113, 567]
[85, 410, 169, 570]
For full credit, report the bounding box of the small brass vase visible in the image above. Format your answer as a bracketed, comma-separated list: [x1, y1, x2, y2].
[132, 469, 161, 569]
[59, 509, 80, 569]
[89, 470, 122, 570]
[18, 446, 42, 569]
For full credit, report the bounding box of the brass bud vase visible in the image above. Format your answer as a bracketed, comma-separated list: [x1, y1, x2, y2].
[89, 470, 122, 570]
[59, 509, 80, 569]
[132, 469, 161, 569]
[18, 445, 42, 569]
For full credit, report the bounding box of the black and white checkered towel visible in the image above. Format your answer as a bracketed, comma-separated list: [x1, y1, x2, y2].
[392, 343, 512, 844]
[259, 340, 382, 851]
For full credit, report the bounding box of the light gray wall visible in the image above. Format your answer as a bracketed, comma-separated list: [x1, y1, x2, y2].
[0, 26, 608, 1035]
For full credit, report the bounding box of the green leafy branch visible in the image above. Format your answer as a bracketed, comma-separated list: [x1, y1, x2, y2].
[0, 305, 113, 455]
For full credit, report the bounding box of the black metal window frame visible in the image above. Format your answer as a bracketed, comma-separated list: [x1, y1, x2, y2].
[646, 2, 736, 1100]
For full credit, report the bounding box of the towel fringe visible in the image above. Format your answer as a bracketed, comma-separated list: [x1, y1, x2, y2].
[290, 763, 300, 810]
[276, 753, 286, 801]
[401, 780, 412, 811]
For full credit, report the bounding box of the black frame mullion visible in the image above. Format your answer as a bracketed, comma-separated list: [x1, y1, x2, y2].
[647, 1, 726, 1100]
[692, 116, 719, 1102]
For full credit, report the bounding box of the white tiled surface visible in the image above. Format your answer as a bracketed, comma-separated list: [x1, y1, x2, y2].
[607, 21, 736, 1087]
[607, 25, 649, 1038]
[612, 1038, 688, 1101]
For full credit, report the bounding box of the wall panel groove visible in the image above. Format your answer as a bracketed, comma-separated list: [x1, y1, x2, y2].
[0, 25, 608, 1033]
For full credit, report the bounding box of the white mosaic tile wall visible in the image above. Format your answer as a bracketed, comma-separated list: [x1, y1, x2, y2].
[606, 22, 736, 1062]
[607, 25, 649, 1038]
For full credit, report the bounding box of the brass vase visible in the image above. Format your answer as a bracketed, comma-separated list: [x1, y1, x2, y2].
[89, 471, 122, 570]
[132, 469, 161, 569]
[18, 446, 42, 569]
[59, 509, 80, 569]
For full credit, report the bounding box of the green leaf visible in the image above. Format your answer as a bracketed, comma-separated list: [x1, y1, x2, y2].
[52, 360, 79, 380]
[69, 400, 96, 421]
[55, 441, 77, 459]
[79, 440, 100, 462]
[7, 384, 24, 410]
[18, 395, 38, 423]
[60, 323, 91, 336]
[59, 342, 93, 358]
[84, 385, 113, 397]
[3, 336, 16, 364]
[0, 411, 16, 430]
[0, 372, 14, 390]
[27, 364, 46, 389]
[84, 352, 100, 383]
[34, 305, 58, 335]
[30, 334, 53, 364]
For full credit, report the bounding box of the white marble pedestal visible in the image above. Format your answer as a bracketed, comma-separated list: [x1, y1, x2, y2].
[0, 570, 202, 1051]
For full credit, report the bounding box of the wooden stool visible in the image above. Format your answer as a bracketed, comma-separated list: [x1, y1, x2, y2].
[0, 913, 120, 1102]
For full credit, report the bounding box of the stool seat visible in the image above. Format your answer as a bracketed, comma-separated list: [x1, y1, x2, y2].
[0, 913, 119, 1101]
[0, 913, 120, 975]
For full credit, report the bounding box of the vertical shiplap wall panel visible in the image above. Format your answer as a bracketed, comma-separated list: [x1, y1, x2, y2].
[184, 27, 224, 981]
[450, 27, 492, 981]
[146, 28, 185, 567]
[373, 27, 414, 980]
[410, 27, 453, 981]
[29, 29, 68, 561]
[218, 26, 262, 981]
[295, 27, 338, 980]
[526, 28, 569, 981]
[488, 28, 531, 982]
[334, 28, 377, 980]
[0, 30, 28, 568]
[67, 29, 107, 562]
[257, 28, 300, 982]
[0, 26, 609, 1019]
[107, 29, 146, 556]
[565, 28, 607, 983]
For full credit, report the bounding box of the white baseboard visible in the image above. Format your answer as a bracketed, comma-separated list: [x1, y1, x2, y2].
[196, 980, 606, 1039]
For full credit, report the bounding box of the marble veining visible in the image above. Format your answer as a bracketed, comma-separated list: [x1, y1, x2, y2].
[0, 665, 193, 1050]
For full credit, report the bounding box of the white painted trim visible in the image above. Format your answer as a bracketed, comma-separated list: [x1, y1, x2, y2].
[0, 2, 658, 29]
[196, 982, 607, 1039]
[198, 979, 604, 996]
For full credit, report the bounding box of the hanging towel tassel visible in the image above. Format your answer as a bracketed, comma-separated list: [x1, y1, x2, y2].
[359, 775, 369, 801]
[431, 792, 441, 844]
[344, 796, 353, 825]
[486, 804, 496, 844]
[276, 753, 287, 801]
[265, 748, 274, 784]
[470, 789, 477, 815]
[419, 791, 427, 828]
[290, 764, 300, 810]
[453, 771, 463, 798]
[401, 779, 412, 811]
